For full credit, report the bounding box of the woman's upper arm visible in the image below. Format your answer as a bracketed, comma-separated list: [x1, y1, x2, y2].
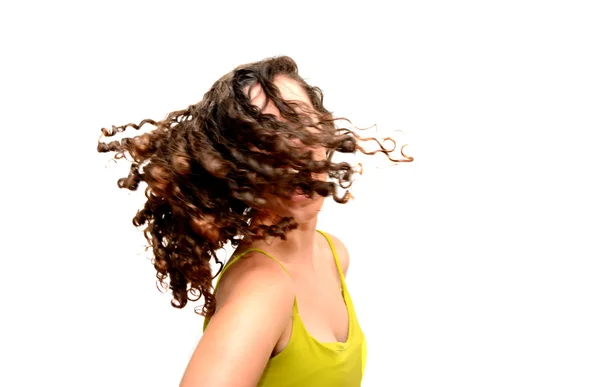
[179, 259, 294, 387]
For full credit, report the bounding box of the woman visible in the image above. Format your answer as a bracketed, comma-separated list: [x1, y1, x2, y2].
[97, 56, 412, 386]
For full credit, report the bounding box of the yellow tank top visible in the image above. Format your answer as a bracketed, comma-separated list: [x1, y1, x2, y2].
[203, 230, 367, 386]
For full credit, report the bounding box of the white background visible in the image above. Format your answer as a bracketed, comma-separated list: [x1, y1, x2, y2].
[1, 1, 599, 386]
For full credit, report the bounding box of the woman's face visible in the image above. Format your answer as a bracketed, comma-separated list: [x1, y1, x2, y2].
[247, 75, 327, 225]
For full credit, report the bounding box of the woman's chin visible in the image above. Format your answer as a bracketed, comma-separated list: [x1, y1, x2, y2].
[282, 197, 324, 224]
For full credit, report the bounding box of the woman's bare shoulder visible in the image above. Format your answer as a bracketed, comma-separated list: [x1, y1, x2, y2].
[320, 231, 350, 277]
[180, 251, 294, 387]
[215, 249, 294, 308]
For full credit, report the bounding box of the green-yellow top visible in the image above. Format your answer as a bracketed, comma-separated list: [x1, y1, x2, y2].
[203, 230, 367, 386]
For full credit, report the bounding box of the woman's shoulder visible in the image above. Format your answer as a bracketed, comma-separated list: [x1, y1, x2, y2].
[195, 249, 295, 387]
[213, 248, 295, 313]
[319, 230, 350, 277]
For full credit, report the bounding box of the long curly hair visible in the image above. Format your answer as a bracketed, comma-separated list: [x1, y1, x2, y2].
[97, 56, 412, 317]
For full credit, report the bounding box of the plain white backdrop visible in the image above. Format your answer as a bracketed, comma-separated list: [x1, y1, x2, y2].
[1, 1, 599, 386]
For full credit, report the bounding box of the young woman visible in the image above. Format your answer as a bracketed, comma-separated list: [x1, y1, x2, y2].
[97, 56, 412, 386]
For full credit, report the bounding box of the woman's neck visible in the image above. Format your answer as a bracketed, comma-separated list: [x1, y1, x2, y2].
[246, 212, 319, 265]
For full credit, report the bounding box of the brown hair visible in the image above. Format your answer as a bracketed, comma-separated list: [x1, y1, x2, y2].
[97, 56, 412, 317]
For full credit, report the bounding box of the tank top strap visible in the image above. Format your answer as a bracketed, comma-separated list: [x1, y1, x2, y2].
[236, 248, 291, 274]
[215, 247, 292, 289]
[316, 230, 347, 287]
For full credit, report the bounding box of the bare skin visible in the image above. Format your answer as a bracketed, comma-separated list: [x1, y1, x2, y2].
[179, 76, 352, 387]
